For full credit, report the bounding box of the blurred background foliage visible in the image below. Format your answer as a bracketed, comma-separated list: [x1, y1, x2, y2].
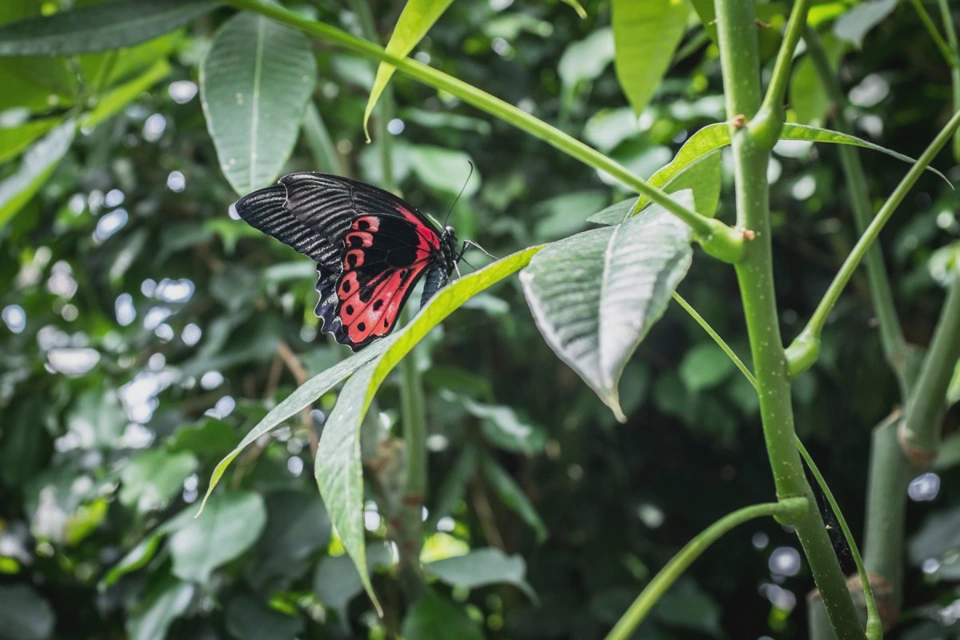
[2, 0, 960, 638]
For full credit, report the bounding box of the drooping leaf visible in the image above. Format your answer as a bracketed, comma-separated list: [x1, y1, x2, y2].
[200, 12, 317, 194]
[401, 590, 485, 640]
[521, 191, 694, 420]
[833, 0, 897, 48]
[363, 0, 455, 140]
[611, 0, 689, 116]
[561, 0, 588, 19]
[0, 120, 75, 227]
[126, 579, 194, 640]
[119, 449, 198, 514]
[311, 247, 541, 605]
[0, 584, 55, 640]
[481, 455, 548, 542]
[170, 491, 266, 583]
[425, 547, 536, 600]
[0, 0, 217, 56]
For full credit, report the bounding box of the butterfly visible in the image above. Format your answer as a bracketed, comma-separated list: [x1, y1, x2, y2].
[230, 173, 468, 351]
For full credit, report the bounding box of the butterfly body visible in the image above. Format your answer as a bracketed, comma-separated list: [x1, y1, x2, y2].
[230, 172, 462, 351]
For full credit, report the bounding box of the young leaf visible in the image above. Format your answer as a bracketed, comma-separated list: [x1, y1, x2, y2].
[0, 120, 75, 227]
[0, 0, 216, 56]
[521, 191, 694, 420]
[363, 0, 454, 140]
[200, 12, 317, 195]
[612, 0, 689, 116]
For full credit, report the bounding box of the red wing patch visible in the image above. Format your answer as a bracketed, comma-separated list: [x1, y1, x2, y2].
[336, 262, 429, 346]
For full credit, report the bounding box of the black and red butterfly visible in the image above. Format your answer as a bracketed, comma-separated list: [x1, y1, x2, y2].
[230, 173, 468, 351]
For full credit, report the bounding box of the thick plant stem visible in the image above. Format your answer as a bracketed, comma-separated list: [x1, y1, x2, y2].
[713, 0, 862, 636]
[900, 276, 960, 459]
[804, 29, 908, 391]
[221, 0, 746, 263]
[605, 498, 809, 640]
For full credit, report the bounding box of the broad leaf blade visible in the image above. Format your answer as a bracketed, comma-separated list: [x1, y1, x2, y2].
[402, 590, 484, 640]
[363, 0, 454, 140]
[612, 0, 689, 116]
[0, 0, 216, 56]
[522, 192, 694, 419]
[833, 0, 897, 48]
[425, 548, 536, 600]
[201, 12, 317, 195]
[0, 118, 59, 164]
[0, 120, 75, 227]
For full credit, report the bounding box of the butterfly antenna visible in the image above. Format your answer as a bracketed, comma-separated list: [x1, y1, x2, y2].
[442, 161, 474, 227]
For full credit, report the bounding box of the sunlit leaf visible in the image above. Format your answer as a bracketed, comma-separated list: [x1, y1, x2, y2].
[833, 0, 897, 48]
[0, 0, 216, 56]
[201, 12, 317, 194]
[612, 0, 689, 116]
[0, 118, 59, 164]
[0, 120, 74, 227]
[363, 0, 454, 140]
[522, 192, 694, 420]
[425, 547, 537, 600]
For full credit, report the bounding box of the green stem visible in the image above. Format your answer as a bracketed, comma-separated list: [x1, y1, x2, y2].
[935, 0, 960, 161]
[221, 0, 745, 263]
[714, 0, 863, 635]
[804, 28, 908, 390]
[303, 102, 347, 175]
[900, 275, 960, 458]
[789, 108, 960, 369]
[672, 292, 757, 388]
[605, 498, 809, 640]
[908, 0, 958, 66]
[797, 439, 882, 640]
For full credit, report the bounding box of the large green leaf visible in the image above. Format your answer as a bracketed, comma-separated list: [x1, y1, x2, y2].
[82, 59, 172, 130]
[170, 491, 266, 583]
[425, 547, 536, 600]
[0, 118, 59, 164]
[401, 590, 484, 640]
[363, 0, 454, 140]
[0, 120, 75, 227]
[225, 596, 303, 640]
[521, 192, 694, 420]
[0, 0, 216, 56]
[833, 0, 897, 48]
[200, 12, 317, 195]
[312, 247, 541, 606]
[126, 579, 194, 640]
[611, 0, 689, 116]
[0, 585, 55, 640]
[558, 28, 614, 92]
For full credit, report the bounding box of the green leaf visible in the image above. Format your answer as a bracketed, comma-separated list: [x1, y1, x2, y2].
[481, 455, 548, 542]
[679, 342, 736, 392]
[170, 491, 266, 583]
[655, 580, 722, 634]
[119, 449, 198, 514]
[311, 247, 540, 606]
[401, 590, 484, 640]
[81, 59, 171, 130]
[363, 0, 454, 140]
[0, 120, 74, 227]
[225, 595, 303, 640]
[790, 35, 846, 126]
[100, 534, 163, 588]
[0, 585, 55, 640]
[0, 0, 217, 56]
[934, 430, 960, 471]
[521, 191, 694, 420]
[462, 399, 546, 455]
[200, 12, 317, 194]
[909, 505, 960, 565]
[558, 28, 614, 91]
[689, 0, 717, 42]
[833, 0, 897, 48]
[166, 418, 237, 458]
[612, 0, 689, 116]
[561, 0, 588, 19]
[250, 491, 331, 586]
[126, 579, 194, 640]
[425, 547, 536, 600]
[313, 546, 392, 622]
[0, 118, 59, 164]
[409, 145, 481, 195]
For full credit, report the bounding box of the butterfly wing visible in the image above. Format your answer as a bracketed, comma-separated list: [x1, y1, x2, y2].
[230, 173, 444, 350]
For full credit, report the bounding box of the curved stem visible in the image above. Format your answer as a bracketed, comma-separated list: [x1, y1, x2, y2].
[759, 0, 812, 118]
[221, 0, 745, 263]
[673, 292, 757, 388]
[605, 498, 809, 640]
[792, 109, 960, 351]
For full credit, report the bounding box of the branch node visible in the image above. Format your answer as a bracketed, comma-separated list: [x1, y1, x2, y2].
[896, 422, 938, 470]
[730, 114, 746, 129]
[740, 228, 757, 241]
[755, 18, 771, 28]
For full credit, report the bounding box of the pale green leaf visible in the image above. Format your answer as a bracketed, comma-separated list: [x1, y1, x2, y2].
[171, 492, 266, 583]
[100, 534, 162, 588]
[0, 118, 59, 164]
[425, 547, 536, 600]
[521, 192, 694, 420]
[934, 430, 960, 471]
[0, 0, 216, 56]
[558, 28, 614, 90]
[612, 0, 689, 116]
[0, 120, 75, 227]
[409, 145, 481, 195]
[126, 580, 194, 640]
[679, 342, 736, 392]
[363, 0, 454, 140]
[402, 590, 484, 640]
[833, 0, 897, 48]
[200, 12, 317, 194]
[689, 0, 716, 42]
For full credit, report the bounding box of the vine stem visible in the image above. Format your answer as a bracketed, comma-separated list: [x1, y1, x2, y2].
[221, 0, 746, 263]
[605, 498, 809, 640]
[713, 0, 863, 635]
